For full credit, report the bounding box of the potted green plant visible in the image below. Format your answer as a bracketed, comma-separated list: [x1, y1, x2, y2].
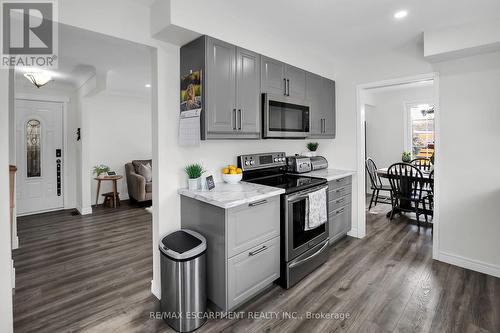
[93, 164, 110, 178]
[402, 151, 412, 163]
[306, 142, 319, 157]
[185, 163, 205, 190]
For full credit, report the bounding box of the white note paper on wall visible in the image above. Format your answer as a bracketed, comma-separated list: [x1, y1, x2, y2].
[179, 108, 201, 146]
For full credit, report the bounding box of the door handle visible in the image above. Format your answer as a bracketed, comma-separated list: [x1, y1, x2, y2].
[287, 79, 290, 96]
[233, 108, 237, 130]
[249, 245, 268, 256]
[238, 109, 242, 130]
[289, 241, 329, 268]
[283, 78, 287, 95]
[249, 199, 268, 207]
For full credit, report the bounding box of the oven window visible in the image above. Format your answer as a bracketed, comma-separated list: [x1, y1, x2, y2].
[269, 100, 309, 132]
[291, 199, 325, 249]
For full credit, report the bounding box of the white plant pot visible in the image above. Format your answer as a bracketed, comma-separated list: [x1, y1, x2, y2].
[188, 178, 200, 191]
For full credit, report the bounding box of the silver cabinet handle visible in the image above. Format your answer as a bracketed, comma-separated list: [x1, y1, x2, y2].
[233, 108, 237, 130]
[283, 78, 287, 95]
[238, 109, 242, 130]
[322, 119, 325, 133]
[287, 79, 290, 96]
[336, 187, 346, 193]
[289, 241, 329, 268]
[336, 197, 345, 204]
[336, 177, 346, 183]
[249, 245, 268, 256]
[336, 208, 345, 214]
[249, 199, 268, 207]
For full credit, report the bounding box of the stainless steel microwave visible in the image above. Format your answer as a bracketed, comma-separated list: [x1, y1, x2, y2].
[262, 93, 310, 138]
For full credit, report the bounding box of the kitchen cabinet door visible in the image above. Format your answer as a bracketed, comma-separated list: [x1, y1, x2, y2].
[305, 72, 323, 136]
[286, 65, 306, 100]
[227, 236, 280, 310]
[323, 79, 336, 138]
[206, 37, 237, 134]
[261, 56, 286, 96]
[236, 47, 261, 135]
[329, 203, 351, 244]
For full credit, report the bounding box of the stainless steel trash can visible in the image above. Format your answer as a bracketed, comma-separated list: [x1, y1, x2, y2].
[159, 229, 207, 332]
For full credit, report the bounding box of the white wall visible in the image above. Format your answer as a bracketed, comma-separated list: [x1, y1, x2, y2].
[433, 51, 500, 275]
[365, 86, 434, 173]
[87, 92, 152, 204]
[1, 70, 14, 332]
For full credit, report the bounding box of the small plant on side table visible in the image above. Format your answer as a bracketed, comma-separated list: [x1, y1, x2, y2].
[93, 164, 110, 178]
[185, 163, 205, 190]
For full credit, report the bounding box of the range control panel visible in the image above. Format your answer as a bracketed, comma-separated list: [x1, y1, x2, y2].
[238, 152, 286, 171]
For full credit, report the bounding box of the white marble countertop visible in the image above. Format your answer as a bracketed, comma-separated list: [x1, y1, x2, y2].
[301, 168, 356, 181]
[178, 182, 285, 209]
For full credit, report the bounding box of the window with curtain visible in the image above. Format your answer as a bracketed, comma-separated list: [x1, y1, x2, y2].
[26, 119, 41, 178]
[409, 104, 434, 158]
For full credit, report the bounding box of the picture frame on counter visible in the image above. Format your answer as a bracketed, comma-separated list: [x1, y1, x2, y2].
[206, 175, 215, 191]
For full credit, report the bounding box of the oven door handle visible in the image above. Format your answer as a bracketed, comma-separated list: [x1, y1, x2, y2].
[286, 185, 329, 202]
[289, 240, 329, 268]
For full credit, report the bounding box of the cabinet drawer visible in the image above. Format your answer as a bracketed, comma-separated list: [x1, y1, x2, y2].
[329, 176, 352, 190]
[227, 196, 280, 258]
[329, 184, 352, 200]
[227, 236, 280, 310]
[328, 194, 352, 212]
[329, 204, 351, 243]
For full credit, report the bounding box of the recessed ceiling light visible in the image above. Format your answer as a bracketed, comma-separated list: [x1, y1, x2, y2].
[394, 10, 408, 19]
[145, 84, 151, 88]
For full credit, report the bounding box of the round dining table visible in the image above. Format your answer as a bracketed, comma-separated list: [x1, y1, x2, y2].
[376, 167, 433, 217]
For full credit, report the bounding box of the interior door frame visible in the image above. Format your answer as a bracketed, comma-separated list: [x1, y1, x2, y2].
[356, 72, 441, 259]
[14, 94, 69, 215]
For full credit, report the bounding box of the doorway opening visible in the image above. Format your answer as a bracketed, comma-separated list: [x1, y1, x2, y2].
[356, 73, 440, 258]
[9, 23, 157, 332]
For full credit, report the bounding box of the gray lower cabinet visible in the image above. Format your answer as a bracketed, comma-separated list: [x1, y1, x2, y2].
[328, 176, 352, 243]
[227, 236, 280, 310]
[306, 72, 336, 138]
[180, 195, 280, 311]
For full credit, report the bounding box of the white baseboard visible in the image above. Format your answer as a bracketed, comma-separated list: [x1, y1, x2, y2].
[12, 236, 19, 250]
[11, 260, 15, 289]
[347, 228, 358, 238]
[151, 279, 160, 300]
[76, 205, 93, 215]
[438, 251, 500, 278]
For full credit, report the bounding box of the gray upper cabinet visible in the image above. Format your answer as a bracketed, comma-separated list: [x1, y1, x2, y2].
[181, 35, 336, 140]
[236, 47, 260, 135]
[206, 38, 236, 134]
[306, 72, 336, 138]
[286, 65, 306, 100]
[261, 56, 286, 96]
[261, 57, 306, 99]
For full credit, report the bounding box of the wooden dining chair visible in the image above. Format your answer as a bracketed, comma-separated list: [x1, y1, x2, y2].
[387, 163, 428, 227]
[365, 157, 393, 211]
[410, 157, 431, 171]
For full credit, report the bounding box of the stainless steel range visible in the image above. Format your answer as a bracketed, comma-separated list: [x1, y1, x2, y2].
[238, 152, 330, 289]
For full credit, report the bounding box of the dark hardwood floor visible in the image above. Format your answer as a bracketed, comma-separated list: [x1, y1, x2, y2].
[13, 200, 500, 333]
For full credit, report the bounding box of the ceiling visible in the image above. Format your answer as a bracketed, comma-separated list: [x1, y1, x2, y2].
[151, 0, 500, 59]
[15, 23, 152, 97]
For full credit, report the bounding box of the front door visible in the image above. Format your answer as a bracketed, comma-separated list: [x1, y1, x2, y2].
[16, 99, 64, 215]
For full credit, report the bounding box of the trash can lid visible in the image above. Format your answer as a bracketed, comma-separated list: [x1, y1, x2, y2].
[159, 229, 206, 261]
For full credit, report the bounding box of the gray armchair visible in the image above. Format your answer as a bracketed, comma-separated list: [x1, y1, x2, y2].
[125, 159, 152, 202]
